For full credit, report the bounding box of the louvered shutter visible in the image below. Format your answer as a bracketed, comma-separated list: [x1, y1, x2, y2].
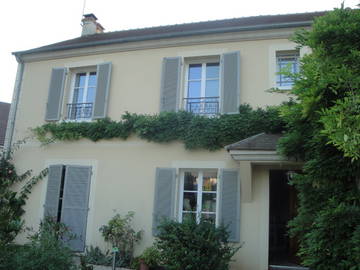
[45, 68, 66, 121]
[44, 165, 63, 218]
[219, 169, 240, 242]
[61, 166, 92, 251]
[152, 168, 176, 236]
[160, 57, 181, 112]
[221, 52, 240, 114]
[92, 62, 112, 119]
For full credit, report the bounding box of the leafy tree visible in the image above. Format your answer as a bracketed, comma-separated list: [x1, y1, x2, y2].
[278, 6, 360, 269]
[0, 143, 47, 248]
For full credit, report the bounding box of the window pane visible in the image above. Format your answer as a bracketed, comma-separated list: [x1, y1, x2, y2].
[205, 80, 219, 97]
[72, 88, 84, 103]
[75, 73, 86, 88]
[203, 172, 217, 191]
[206, 63, 219, 79]
[188, 64, 202, 80]
[184, 172, 198, 190]
[202, 193, 216, 212]
[187, 81, 201, 98]
[88, 72, 97, 87]
[86, 86, 96, 103]
[201, 213, 216, 224]
[183, 212, 196, 222]
[183, 192, 197, 211]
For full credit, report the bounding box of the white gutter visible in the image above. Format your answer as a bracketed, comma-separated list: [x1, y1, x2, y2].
[4, 56, 24, 152]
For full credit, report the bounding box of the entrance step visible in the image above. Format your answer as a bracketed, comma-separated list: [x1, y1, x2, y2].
[269, 265, 309, 270]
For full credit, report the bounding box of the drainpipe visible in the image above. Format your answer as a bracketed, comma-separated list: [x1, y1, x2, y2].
[4, 55, 24, 152]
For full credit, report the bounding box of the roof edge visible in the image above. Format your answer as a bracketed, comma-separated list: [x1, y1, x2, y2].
[13, 20, 313, 57]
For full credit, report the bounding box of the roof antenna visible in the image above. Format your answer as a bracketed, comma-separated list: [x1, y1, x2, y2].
[81, 0, 87, 25]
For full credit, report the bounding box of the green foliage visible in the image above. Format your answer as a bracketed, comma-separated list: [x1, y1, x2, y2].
[82, 246, 113, 267]
[279, 7, 360, 270]
[6, 216, 76, 270]
[0, 143, 47, 248]
[155, 218, 240, 270]
[99, 211, 143, 266]
[131, 246, 163, 269]
[33, 105, 285, 151]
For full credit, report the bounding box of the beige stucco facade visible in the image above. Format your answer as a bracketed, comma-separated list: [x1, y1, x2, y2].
[10, 27, 305, 270]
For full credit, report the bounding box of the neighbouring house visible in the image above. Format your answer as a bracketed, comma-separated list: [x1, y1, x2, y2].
[7, 11, 326, 270]
[0, 102, 10, 149]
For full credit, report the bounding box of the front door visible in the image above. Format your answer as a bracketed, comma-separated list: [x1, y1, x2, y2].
[269, 170, 300, 266]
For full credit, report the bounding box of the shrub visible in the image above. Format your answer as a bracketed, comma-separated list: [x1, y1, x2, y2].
[155, 218, 240, 270]
[131, 246, 163, 269]
[99, 211, 143, 266]
[11, 216, 76, 270]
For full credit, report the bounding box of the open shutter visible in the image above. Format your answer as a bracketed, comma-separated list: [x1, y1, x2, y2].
[219, 169, 240, 242]
[45, 68, 66, 121]
[221, 52, 240, 114]
[93, 62, 112, 119]
[160, 57, 181, 112]
[152, 168, 176, 236]
[61, 165, 92, 252]
[44, 165, 63, 218]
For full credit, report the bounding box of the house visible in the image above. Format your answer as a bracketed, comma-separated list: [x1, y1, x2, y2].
[7, 11, 325, 270]
[0, 102, 11, 149]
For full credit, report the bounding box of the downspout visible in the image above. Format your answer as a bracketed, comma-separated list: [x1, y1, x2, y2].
[4, 55, 24, 152]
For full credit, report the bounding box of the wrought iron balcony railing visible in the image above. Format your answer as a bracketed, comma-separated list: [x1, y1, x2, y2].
[66, 103, 93, 120]
[184, 97, 219, 115]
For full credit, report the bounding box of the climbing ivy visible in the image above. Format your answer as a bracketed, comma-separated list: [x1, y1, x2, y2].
[33, 104, 285, 151]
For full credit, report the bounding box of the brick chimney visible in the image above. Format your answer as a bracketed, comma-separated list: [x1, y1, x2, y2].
[81, 13, 104, 36]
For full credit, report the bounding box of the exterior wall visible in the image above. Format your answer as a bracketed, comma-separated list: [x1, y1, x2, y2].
[11, 34, 297, 270]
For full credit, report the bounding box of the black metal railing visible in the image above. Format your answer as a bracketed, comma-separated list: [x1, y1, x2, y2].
[184, 97, 219, 115]
[66, 103, 93, 120]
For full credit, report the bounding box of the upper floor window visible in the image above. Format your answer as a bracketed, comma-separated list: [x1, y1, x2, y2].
[67, 71, 97, 121]
[276, 50, 299, 89]
[179, 169, 218, 224]
[184, 62, 220, 116]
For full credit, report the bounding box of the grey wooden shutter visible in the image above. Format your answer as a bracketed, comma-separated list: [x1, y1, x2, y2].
[93, 62, 112, 119]
[44, 165, 64, 218]
[219, 169, 240, 242]
[61, 165, 92, 252]
[152, 168, 176, 236]
[45, 68, 66, 121]
[221, 52, 240, 114]
[160, 57, 181, 112]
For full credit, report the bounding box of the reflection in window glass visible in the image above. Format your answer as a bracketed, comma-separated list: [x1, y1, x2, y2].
[181, 170, 217, 224]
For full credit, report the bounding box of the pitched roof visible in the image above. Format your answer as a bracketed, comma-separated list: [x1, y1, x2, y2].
[0, 102, 10, 146]
[14, 11, 326, 56]
[225, 133, 282, 151]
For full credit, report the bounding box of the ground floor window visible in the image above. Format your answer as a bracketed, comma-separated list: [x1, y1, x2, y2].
[179, 169, 218, 224]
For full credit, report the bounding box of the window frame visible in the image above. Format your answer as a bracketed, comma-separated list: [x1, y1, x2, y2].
[182, 56, 221, 115]
[275, 50, 300, 90]
[67, 66, 97, 122]
[178, 169, 220, 226]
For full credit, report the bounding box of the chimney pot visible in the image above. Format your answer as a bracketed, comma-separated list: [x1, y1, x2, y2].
[81, 13, 104, 36]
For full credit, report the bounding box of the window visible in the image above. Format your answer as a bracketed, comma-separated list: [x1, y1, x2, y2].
[276, 50, 299, 88]
[67, 71, 97, 120]
[45, 62, 111, 122]
[184, 61, 220, 115]
[179, 169, 218, 224]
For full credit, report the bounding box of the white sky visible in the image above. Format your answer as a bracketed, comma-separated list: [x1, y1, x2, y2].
[0, 0, 358, 103]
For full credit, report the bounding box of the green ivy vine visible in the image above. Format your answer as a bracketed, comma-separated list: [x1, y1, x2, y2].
[33, 104, 285, 151]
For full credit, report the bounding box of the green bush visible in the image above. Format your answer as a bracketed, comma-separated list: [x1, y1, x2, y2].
[99, 211, 143, 267]
[155, 218, 240, 270]
[10, 216, 76, 270]
[131, 246, 163, 269]
[83, 245, 113, 266]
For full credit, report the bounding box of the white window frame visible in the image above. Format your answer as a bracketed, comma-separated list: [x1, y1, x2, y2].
[183, 57, 221, 115]
[178, 169, 220, 226]
[275, 50, 300, 90]
[67, 67, 97, 121]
